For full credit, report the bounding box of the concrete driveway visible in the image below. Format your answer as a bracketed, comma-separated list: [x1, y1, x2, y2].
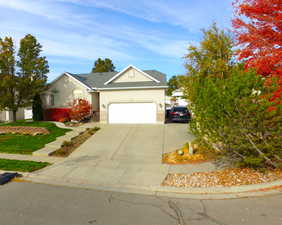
[29, 124, 213, 190]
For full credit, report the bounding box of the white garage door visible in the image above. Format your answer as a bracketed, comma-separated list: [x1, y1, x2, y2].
[108, 103, 157, 124]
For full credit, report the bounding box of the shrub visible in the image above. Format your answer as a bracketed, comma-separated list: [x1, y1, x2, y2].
[58, 117, 69, 123]
[185, 68, 281, 169]
[69, 99, 92, 122]
[183, 24, 282, 169]
[61, 140, 72, 147]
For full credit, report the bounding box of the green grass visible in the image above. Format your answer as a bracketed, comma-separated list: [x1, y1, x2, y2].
[0, 158, 50, 172]
[0, 121, 71, 154]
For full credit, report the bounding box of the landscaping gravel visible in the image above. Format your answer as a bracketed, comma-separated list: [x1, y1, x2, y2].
[162, 168, 282, 188]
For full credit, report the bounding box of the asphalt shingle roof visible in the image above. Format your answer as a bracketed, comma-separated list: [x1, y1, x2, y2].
[67, 69, 167, 90]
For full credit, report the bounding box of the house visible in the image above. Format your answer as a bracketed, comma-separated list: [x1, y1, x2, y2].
[0, 108, 32, 122]
[43, 65, 168, 124]
[165, 89, 188, 108]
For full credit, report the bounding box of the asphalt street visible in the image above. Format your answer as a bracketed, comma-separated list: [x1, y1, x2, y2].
[0, 182, 282, 225]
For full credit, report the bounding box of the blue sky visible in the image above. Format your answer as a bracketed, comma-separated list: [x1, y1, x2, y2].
[0, 0, 233, 81]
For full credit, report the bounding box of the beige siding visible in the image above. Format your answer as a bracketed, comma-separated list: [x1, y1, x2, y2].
[16, 108, 25, 120]
[0, 111, 6, 121]
[91, 92, 100, 121]
[91, 92, 99, 111]
[0, 108, 25, 121]
[99, 89, 166, 123]
[113, 67, 152, 83]
[43, 74, 94, 108]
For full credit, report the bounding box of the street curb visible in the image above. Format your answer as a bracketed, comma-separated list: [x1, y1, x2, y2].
[22, 175, 282, 200]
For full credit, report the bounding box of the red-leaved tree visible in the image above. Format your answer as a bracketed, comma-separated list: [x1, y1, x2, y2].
[69, 99, 92, 121]
[232, 0, 282, 101]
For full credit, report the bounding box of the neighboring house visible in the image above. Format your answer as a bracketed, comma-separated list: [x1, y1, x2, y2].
[0, 108, 32, 122]
[165, 89, 188, 108]
[43, 65, 168, 124]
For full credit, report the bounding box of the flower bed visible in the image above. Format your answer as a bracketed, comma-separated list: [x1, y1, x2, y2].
[0, 126, 49, 135]
[50, 127, 100, 157]
[162, 168, 282, 188]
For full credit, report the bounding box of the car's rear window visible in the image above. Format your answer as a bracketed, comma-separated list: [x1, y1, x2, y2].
[172, 107, 188, 112]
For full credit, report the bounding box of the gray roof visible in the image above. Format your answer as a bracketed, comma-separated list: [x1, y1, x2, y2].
[67, 70, 167, 90]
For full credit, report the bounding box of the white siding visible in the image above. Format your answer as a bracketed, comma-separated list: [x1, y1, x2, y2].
[112, 67, 152, 83]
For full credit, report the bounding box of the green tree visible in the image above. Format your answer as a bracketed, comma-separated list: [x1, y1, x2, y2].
[91, 58, 115, 73]
[32, 94, 44, 121]
[0, 37, 18, 120]
[183, 24, 282, 169]
[0, 34, 49, 121]
[166, 75, 185, 96]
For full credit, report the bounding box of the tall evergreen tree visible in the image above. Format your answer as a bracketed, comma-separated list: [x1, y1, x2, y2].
[0, 34, 49, 121]
[32, 94, 44, 121]
[91, 58, 115, 73]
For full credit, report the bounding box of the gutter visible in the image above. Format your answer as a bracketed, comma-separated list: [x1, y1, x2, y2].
[89, 86, 168, 92]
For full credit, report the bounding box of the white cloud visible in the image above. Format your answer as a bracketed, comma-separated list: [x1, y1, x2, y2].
[57, 0, 233, 31]
[0, 0, 193, 60]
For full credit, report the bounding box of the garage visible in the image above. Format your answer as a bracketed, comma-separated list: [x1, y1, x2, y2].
[108, 103, 157, 124]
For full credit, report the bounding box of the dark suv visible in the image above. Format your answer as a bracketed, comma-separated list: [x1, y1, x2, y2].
[169, 106, 191, 123]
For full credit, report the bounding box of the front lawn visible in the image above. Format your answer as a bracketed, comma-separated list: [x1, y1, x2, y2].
[0, 158, 50, 172]
[0, 121, 71, 154]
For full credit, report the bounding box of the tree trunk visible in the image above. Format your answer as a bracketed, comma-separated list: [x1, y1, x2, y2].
[12, 110, 17, 122]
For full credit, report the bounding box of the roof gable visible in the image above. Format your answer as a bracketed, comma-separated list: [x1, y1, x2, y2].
[104, 65, 160, 85]
[48, 72, 92, 90]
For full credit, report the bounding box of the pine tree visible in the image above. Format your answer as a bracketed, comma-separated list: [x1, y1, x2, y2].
[32, 94, 44, 121]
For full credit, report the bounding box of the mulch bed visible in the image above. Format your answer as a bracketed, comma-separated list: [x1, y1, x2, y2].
[162, 151, 211, 165]
[50, 127, 100, 157]
[0, 126, 49, 136]
[162, 145, 218, 165]
[162, 168, 282, 188]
